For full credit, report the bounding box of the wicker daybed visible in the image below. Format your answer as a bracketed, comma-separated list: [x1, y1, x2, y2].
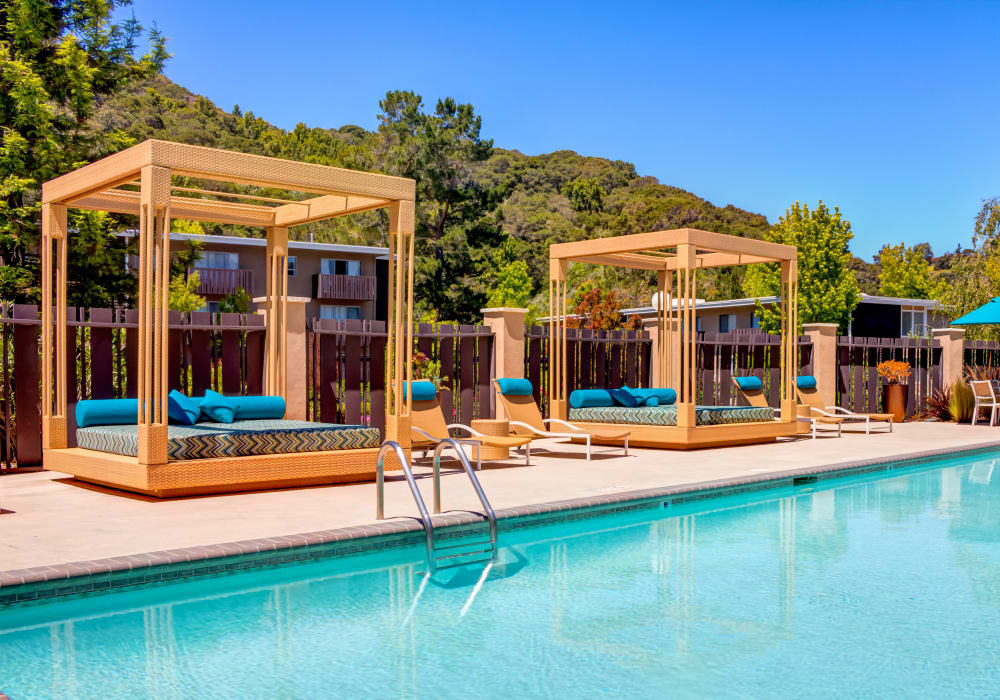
[40, 140, 416, 496]
[548, 228, 800, 449]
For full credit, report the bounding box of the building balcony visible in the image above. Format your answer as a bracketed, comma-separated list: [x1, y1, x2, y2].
[193, 268, 254, 296]
[313, 273, 378, 301]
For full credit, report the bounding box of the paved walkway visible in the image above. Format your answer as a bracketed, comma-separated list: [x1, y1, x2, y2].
[1, 422, 997, 570]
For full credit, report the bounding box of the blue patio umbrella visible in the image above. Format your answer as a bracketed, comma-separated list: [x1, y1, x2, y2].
[951, 297, 1000, 325]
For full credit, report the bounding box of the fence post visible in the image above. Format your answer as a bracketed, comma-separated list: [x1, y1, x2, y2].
[803, 323, 838, 407]
[481, 307, 527, 419]
[255, 296, 310, 420]
[932, 327, 965, 387]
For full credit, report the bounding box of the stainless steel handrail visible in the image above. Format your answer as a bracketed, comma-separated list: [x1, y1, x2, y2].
[377, 441, 435, 572]
[432, 438, 498, 551]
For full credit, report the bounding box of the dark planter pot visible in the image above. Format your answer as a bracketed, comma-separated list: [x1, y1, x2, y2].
[884, 383, 908, 422]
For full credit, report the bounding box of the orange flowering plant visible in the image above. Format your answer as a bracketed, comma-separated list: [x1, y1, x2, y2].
[876, 360, 912, 385]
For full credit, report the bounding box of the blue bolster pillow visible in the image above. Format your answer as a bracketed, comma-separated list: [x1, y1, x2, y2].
[735, 376, 763, 392]
[403, 381, 438, 402]
[76, 398, 138, 428]
[231, 395, 286, 420]
[199, 389, 237, 423]
[624, 386, 677, 406]
[569, 389, 615, 408]
[797, 375, 818, 390]
[168, 390, 201, 425]
[496, 378, 533, 396]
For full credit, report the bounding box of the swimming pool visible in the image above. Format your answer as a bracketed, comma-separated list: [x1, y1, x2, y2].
[2, 451, 1000, 698]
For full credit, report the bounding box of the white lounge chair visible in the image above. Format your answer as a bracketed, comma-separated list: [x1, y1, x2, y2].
[970, 380, 1000, 426]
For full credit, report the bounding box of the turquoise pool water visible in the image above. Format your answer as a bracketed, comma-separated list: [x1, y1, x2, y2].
[3, 452, 1000, 698]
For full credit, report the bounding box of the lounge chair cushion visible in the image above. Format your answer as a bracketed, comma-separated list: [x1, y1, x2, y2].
[167, 390, 201, 425]
[231, 395, 286, 420]
[403, 381, 438, 402]
[76, 398, 138, 428]
[569, 404, 774, 426]
[569, 389, 615, 408]
[496, 378, 533, 396]
[797, 375, 818, 389]
[608, 388, 639, 407]
[624, 386, 677, 406]
[735, 376, 763, 392]
[199, 390, 236, 423]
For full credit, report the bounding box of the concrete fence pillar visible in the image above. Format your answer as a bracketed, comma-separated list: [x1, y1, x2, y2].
[803, 323, 839, 408]
[255, 296, 310, 420]
[932, 327, 965, 388]
[481, 307, 528, 419]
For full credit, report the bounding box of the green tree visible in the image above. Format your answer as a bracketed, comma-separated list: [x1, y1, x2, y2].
[485, 238, 533, 310]
[218, 286, 251, 314]
[743, 201, 860, 332]
[562, 177, 604, 212]
[0, 0, 167, 303]
[877, 242, 944, 299]
[168, 270, 205, 312]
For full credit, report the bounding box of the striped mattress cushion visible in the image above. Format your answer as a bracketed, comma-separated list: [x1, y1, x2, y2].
[567, 405, 775, 426]
[77, 420, 381, 460]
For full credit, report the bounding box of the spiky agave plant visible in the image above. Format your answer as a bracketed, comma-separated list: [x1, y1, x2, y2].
[916, 385, 953, 421]
[965, 364, 1000, 382]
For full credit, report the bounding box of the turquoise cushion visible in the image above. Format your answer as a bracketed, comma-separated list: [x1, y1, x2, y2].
[76, 398, 138, 428]
[569, 389, 615, 409]
[625, 386, 677, 406]
[199, 390, 236, 423]
[608, 388, 639, 407]
[167, 390, 201, 425]
[797, 375, 818, 390]
[646, 396, 659, 407]
[735, 376, 763, 392]
[496, 378, 533, 396]
[231, 395, 286, 420]
[403, 381, 438, 402]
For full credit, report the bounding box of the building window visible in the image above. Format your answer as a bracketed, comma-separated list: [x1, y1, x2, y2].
[696, 317, 703, 333]
[321, 258, 361, 276]
[719, 313, 736, 333]
[901, 307, 928, 337]
[200, 301, 220, 314]
[287, 256, 297, 277]
[751, 315, 761, 329]
[320, 305, 361, 320]
[195, 251, 239, 269]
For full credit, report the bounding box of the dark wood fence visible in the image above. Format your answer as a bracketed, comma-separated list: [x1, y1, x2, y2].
[964, 340, 1000, 376]
[524, 326, 652, 416]
[0, 304, 264, 471]
[836, 336, 941, 418]
[697, 330, 813, 408]
[307, 320, 494, 435]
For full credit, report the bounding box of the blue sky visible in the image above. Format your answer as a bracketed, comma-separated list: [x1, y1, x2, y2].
[125, 0, 999, 260]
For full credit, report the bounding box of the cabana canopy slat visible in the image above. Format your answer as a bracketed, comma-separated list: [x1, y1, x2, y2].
[40, 139, 415, 496]
[549, 227, 799, 449]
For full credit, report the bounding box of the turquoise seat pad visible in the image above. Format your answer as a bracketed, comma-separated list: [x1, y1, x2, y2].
[568, 405, 775, 426]
[77, 420, 380, 460]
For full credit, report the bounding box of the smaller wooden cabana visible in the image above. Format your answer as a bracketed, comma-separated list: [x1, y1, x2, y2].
[40, 140, 415, 495]
[549, 228, 799, 449]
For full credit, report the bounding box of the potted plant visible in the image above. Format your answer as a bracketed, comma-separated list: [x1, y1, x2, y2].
[877, 360, 912, 422]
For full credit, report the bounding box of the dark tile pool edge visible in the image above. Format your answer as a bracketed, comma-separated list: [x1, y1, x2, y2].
[4, 439, 1000, 606]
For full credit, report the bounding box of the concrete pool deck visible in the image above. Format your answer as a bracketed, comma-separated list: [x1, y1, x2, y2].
[2, 422, 1000, 578]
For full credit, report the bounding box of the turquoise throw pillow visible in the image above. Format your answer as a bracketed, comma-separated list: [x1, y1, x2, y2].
[199, 390, 236, 423]
[735, 376, 763, 392]
[167, 390, 201, 425]
[402, 381, 437, 402]
[608, 388, 639, 407]
[76, 398, 138, 428]
[231, 395, 286, 420]
[625, 386, 677, 406]
[797, 376, 818, 390]
[569, 389, 615, 408]
[645, 396, 659, 407]
[496, 378, 533, 396]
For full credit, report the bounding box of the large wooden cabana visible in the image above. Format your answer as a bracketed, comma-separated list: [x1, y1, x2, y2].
[549, 228, 799, 449]
[40, 140, 415, 495]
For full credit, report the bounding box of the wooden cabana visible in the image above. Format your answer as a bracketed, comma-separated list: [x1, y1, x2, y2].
[40, 140, 415, 495]
[549, 228, 799, 449]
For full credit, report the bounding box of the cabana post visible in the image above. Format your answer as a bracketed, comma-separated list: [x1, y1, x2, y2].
[40, 140, 416, 496]
[549, 228, 799, 449]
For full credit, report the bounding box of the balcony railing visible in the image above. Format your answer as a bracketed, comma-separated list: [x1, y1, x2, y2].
[313, 273, 378, 301]
[193, 268, 254, 296]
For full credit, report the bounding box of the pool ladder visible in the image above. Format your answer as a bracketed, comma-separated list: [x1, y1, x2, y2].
[377, 440, 498, 575]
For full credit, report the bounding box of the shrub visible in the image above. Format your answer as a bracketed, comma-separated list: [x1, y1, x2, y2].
[949, 381, 975, 423]
[916, 385, 953, 421]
